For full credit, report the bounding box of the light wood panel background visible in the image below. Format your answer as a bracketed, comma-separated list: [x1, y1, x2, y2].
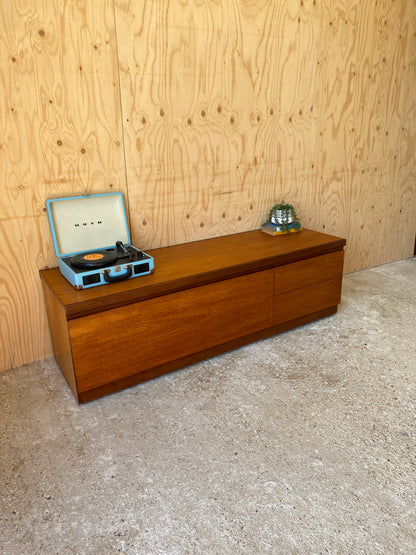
[0, 0, 126, 371]
[0, 0, 415, 372]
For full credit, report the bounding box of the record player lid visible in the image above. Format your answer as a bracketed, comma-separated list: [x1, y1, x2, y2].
[46, 192, 131, 257]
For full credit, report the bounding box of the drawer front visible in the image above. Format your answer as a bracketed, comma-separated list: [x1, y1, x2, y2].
[69, 269, 274, 392]
[273, 277, 342, 325]
[274, 250, 344, 295]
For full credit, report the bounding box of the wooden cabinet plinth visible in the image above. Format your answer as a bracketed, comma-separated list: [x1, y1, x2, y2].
[40, 229, 346, 403]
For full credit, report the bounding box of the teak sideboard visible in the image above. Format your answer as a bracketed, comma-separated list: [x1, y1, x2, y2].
[40, 229, 346, 403]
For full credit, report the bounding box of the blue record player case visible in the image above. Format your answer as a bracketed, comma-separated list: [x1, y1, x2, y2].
[46, 192, 154, 289]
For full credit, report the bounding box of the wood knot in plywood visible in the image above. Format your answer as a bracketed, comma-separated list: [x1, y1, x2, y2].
[250, 112, 262, 125]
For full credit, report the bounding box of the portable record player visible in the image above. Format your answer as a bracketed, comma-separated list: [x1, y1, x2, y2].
[46, 192, 154, 289]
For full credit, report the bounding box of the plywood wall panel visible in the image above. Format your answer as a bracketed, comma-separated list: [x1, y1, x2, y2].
[0, 326, 11, 372]
[0, 0, 126, 223]
[0, 216, 55, 368]
[0, 0, 126, 371]
[115, 0, 324, 249]
[350, 0, 416, 272]
[310, 0, 416, 273]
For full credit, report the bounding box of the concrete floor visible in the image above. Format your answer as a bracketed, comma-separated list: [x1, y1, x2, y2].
[1, 258, 415, 554]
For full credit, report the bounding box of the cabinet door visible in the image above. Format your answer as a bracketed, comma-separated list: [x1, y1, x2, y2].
[69, 269, 273, 392]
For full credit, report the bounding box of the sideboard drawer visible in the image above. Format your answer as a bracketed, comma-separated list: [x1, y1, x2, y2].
[69, 269, 274, 392]
[273, 277, 343, 325]
[274, 250, 344, 295]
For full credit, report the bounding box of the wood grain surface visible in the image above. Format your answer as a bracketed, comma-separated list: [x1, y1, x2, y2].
[0, 0, 127, 220]
[39, 228, 345, 319]
[0, 0, 126, 369]
[40, 228, 343, 401]
[273, 277, 343, 325]
[115, 0, 416, 273]
[0, 216, 54, 368]
[69, 269, 274, 392]
[0, 0, 415, 371]
[274, 250, 344, 294]
[115, 0, 323, 248]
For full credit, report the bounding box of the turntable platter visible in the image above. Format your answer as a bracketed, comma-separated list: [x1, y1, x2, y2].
[71, 251, 117, 269]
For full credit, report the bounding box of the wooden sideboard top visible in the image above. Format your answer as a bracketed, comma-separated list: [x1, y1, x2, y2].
[40, 228, 346, 320]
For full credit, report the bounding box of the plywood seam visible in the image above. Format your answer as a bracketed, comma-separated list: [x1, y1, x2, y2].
[112, 0, 131, 231]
